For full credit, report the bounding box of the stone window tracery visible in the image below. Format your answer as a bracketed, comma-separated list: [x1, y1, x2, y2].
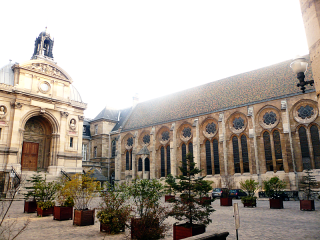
[206, 123, 216, 134]
[182, 127, 192, 138]
[127, 137, 133, 147]
[143, 134, 150, 144]
[233, 117, 244, 130]
[298, 105, 314, 119]
[263, 111, 277, 125]
[162, 131, 170, 141]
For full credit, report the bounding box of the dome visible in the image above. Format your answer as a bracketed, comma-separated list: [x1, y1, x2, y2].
[0, 63, 14, 86]
[70, 84, 83, 102]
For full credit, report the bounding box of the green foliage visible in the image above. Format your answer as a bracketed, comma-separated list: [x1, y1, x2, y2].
[24, 173, 44, 201]
[37, 200, 55, 210]
[97, 182, 131, 234]
[61, 171, 100, 210]
[164, 174, 177, 195]
[169, 153, 215, 226]
[240, 179, 260, 197]
[263, 176, 286, 199]
[240, 196, 257, 204]
[300, 169, 319, 200]
[55, 178, 74, 207]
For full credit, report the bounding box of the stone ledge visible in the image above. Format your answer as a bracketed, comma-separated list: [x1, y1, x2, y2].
[183, 232, 229, 240]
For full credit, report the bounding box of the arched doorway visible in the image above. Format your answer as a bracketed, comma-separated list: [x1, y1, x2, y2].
[21, 116, 52, 171]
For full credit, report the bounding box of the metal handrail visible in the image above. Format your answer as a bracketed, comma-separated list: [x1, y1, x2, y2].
[61, 169, 71, 181]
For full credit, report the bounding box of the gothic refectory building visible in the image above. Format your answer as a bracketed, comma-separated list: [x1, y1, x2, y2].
[0, 30, 86, 182]
[83, 55, 320, 189]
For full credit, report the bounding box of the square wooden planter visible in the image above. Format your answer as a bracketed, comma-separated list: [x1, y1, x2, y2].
[220, 197, 232, 206]
[173, 223, 206, 240]
[73, 209, 95, 226]
[199, 196, 212, 205]
[269, 199, 283, 209]
[165, 195, 175, 202]
[300, 200, 315, 211]
[53, 206, 73, 221]
[243, 200, 257, 208]
[37, 207, 54, 217]
[131, 217, 159, 239]
[24, 200, 37, 213]
[100, 222, 125, 233]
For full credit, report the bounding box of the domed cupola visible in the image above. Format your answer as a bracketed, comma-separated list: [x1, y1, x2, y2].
[31, 27, 54, 62]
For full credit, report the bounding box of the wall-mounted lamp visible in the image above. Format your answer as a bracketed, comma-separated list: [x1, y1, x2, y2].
[290, 56, 314, 93]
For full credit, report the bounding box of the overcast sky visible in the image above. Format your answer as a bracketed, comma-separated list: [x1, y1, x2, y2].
[0, 0, 309, 119]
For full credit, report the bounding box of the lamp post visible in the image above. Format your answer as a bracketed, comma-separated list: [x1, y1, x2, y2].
[290, 56, 314, 93]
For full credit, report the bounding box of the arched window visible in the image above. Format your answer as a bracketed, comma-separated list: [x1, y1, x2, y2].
[145, 158, 150, 171]
[130, 150, 132, 170]
[138, 158, 142, 171]
[273, 130, 283, 171]
[126, 151, 129, 170]
[241, 135, 249, 173]
[182, 143, 187, 176]
[310, 125, 320, 169]
[299, 126, 310, 169]
[161, 146, 165, 177]
[232, 136, 240, 173]
[263, 131, 273, 171]
[188, 142, 194, 171]
[213, 139, 220, 174]
[205, 140, 212, 175]
[111, 140, 116, 158]
[166, 145, 171, 175]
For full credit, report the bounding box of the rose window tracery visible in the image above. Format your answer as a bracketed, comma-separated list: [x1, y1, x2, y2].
[206, 122, 216, 134]
[161, 131, 170, 141]
[127, 137, 133, 147]
[298, 105, 314, 119]
[182, 127, 192, 138]
[143, 134, 150, 144]
[263, 111, 277, 125]
[233, 117, 244, 130]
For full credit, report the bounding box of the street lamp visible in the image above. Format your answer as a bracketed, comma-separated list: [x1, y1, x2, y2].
[290, 56, 314, 93]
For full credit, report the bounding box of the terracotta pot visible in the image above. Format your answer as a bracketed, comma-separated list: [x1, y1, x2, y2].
[220, 197, 232, 206]
[53, 206, 73, 221]
[37, 207, 54, 217]
[100, 222, 125, 233]
[300, 200, 315, 211]
[131, 217, 159, 239]
[243, 199, 257, 208]
[269, 198, 283, 209]
[165, 195, 175, 202]
[24, 200, 37, 213]
[173, 223, 206, 240]
[73, 209, 95, 226]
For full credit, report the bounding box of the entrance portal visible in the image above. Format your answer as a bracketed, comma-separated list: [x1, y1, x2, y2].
[21, 142, 39, 171]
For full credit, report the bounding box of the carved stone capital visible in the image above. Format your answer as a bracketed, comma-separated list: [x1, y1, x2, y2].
[218, 113, 224, 122]
[281, 100, 287, 110]
[60, 111, 69, 118]
[40, 108, 46, 114]
[78, 115, 84, 121]
[11, 102, 22, 109]
[247, 106, 253, 117]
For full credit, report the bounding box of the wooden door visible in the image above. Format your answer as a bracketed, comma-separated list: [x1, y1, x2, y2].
[21, 142, 39, 171]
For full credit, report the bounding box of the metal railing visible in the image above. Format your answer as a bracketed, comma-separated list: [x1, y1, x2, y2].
[61, 169, 71, 181]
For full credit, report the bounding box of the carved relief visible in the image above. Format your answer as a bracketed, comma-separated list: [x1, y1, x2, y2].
[11, 102, 22, 109]
[69, 118, 76, 130]
[26, 63, 67, 80]
[0, 105, 7, 119]
[78, 115, 84, 121]
[60, 111, 69, 118]
[24, 119, 45, 135]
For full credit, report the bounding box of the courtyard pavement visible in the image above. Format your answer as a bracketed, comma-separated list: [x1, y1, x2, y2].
[3, 198, 320, 240]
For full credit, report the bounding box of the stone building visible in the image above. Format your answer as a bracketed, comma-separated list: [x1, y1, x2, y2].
[0, 30, 86, 183]
[83, 55, 320, 189]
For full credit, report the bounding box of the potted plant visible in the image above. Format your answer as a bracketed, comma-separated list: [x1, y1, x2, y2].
[239, 179, 259, 207]
[299, 168, 319, 211]
[97, 182, 132, 234]
[263, 176, 286, 209]
[34, 176, 59, 217]
[63, 171, 100, 226]
[220, 175, 233, 206]
[195, 180, 213, 205]
[164, 174, 177, 202]
[127, 178, 170, 240]
[54, 178, 74, 221]
[24, 173, 43, 213]
[170, 153, 215, 240]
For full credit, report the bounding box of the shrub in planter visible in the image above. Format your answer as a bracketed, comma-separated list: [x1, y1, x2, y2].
[97, 182, 132, 234]
[263, 176, 286, 209]
[62, 171, 100, 226]
[24, 173, 43, 213]
[299, 168, 319, 211]
[164, 174, 177, 202]
[170, 153, 215, 240]
[54, 178, 74, 221]
[127, 178, 170, 240]
[240, 179, 259, 208]
[195, 179, 213, 205]
[220, 188, 232, 206]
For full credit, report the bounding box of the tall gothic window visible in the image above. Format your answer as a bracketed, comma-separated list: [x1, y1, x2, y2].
[161, 146, 165, 177]
[138, 158, 142, 171]
[126, 151, 130, 170]
[241, 135, 249, 173]
[205, 140, 212, 175]
[188, 142, 194, 171]
[232, 136, 240, 173]
[145, 158, 150, 171]
[299, 126, 310, 169]
[182, 143, 187, 176]
[263, 131, 273, 171]
[166, 145, 171, 175]
[310, 125, 320, 169]
[130, 150, 132, 170]
[111, 140, 116, 158]
[213, 139, 220, 174]
[273, 130, 283, 171]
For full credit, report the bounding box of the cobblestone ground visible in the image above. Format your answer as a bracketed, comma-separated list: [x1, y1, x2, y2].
[3, 198, 320, 240]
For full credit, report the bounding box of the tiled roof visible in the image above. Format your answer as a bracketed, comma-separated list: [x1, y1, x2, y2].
[122, 56, 314, 131]
[92, 107, 120, 122]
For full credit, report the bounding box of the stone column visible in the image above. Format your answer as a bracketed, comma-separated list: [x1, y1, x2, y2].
[171, 123, 177, 176]
[218, 112, 228, 175]
[132, 131, 138, 179]
[115, 134, 121, 181]
[192, 119, 200, 169]
[150, 127, 156, 179]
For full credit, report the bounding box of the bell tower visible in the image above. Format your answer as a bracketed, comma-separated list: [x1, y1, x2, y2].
[31, 27, 54, 61]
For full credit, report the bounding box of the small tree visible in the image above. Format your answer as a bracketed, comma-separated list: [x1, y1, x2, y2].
[33, 176, 59, 210]
[164, 174, 177, 195]
[24, 173, 43, 201]
[300, 169, 319, 200]
[170, 153, 215, 227]
[221, 175, 234, 198]
[263, 176, 286, 199]
[239, 179, 259, 204]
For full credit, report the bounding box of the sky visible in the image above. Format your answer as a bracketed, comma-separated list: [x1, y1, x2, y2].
[0, 0, 309, 119]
